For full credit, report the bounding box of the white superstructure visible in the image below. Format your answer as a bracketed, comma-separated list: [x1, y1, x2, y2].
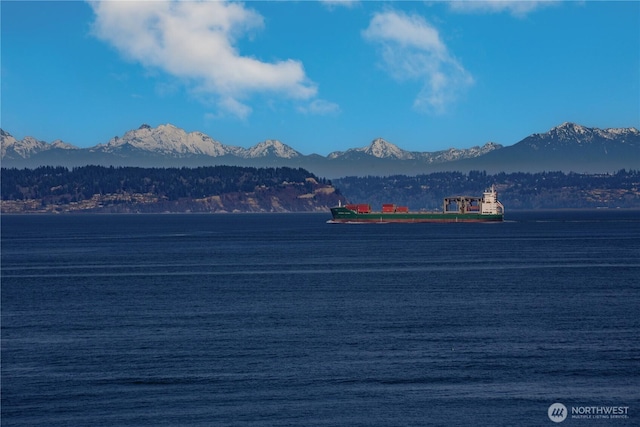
[481, 185, 504, 215]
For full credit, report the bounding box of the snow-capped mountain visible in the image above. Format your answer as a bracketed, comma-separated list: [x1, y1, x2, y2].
[524, 122, 640, 149]
[2, 122, 637, 177]
[454, 122, 640, 174]
[365, 138, 411, 159]
[243, 139, 301, 159]
[94, 124, 238, 157]
[1, 129, 77, 159]
[329, 138, 414, 160]
[92, 124, 300, 159]
[420, 142, 502, 163]
[327, 137, 501, 162]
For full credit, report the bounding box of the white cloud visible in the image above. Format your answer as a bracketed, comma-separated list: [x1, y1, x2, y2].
[89, 0, 317, 118]
[218, 96, 253, 120]
[298, 99, 341, 115]
[448, 1, 557, 17]
[319, 0, 360, 10]
[363, 10, 473, 114]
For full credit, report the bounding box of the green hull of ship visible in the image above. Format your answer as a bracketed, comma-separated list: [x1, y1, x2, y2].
[329, 207, 503, 223]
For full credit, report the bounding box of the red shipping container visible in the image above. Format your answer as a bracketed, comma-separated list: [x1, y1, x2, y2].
[382, 203, 396, 213]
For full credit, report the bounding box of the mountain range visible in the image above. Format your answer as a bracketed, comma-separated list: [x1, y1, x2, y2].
[2, 122, 638, 178]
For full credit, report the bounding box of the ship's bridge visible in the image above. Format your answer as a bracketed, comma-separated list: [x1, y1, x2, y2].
[481, 186, 504, 215]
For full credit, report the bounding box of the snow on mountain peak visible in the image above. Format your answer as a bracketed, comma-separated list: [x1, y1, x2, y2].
[0, 130, 18, 157]
[555, 122, 587, 132]
[326, 138, 502, 161]
[543, 122, 640, 144]
[5, 122, 633, 167]
[1, 128, 80, 159]
[245, 139, 301, 158]
[97, 125, 300, 158]
[101, 123, 228, 157]
[364, 138, 414, 160]
[328, 138, 415, 160]
[50, 140, 77, 150]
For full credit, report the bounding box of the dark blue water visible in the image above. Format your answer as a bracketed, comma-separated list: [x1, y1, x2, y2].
[2, 211, 639, 426]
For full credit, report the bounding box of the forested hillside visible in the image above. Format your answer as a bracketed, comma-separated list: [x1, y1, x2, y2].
[334, 170, 640, 210]
[2, 167, 638, 213]
[1, 166, 343, 213]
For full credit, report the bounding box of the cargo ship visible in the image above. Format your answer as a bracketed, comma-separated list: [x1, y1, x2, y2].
[329, 185, 504, 223]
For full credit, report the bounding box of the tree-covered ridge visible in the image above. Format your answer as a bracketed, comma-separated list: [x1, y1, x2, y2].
[2, 167, 639, 212]
[1, 165, 342, 213]
[334, 170, 640, 210]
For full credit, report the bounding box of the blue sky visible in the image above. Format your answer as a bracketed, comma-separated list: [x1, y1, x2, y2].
[2, 1, 639, 155]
